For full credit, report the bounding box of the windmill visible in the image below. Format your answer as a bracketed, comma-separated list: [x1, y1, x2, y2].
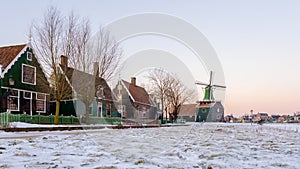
[195, 71, 226, 122]
[195, 71, 226, 101]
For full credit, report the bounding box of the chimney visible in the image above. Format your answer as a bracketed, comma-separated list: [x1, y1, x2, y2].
[93, 62, 99, 77]
[61, 55, 68, 70]
[131, 77, 136, 86]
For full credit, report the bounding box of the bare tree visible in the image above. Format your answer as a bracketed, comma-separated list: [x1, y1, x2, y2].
[32, 6, 91, 124]
[147, 68, 195, 123]
[64, 13, 91, 72]
[89, 27, 122, 81]
[147, 68, 171, 123]
[165, 76, 194, 122]
[33, 6, 122, 124]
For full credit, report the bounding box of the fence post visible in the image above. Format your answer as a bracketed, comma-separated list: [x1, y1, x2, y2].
[17, 114, 20, 122]
[5, 112, 9, 128]
[0, 113, 3, 127]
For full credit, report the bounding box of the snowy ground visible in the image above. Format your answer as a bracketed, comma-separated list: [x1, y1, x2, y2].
[0, 123, 299, 169]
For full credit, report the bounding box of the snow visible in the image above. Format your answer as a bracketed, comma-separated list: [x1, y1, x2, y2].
[0, 123, 299, 169]
[6, 122, 113, 128]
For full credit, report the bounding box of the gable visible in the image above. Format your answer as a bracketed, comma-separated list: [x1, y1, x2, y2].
[0, 44, 50, 93]
[121, 80, 151, 105]
[179, 104, 196, 116]
[60, 65, 115, 102]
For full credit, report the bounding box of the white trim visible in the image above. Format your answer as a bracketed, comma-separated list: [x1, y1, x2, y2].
[36, 92, 46, 113]
[133, 100, 152, 107]
[1, 87, 50, 96]
[7, 90, 20, 111]
[1, 44, 27, 78]
[121, 80, 136, 102]
[27, 52, 32, 61]
[36, 92, 46, 101]
[23, 91, 32, 99]
[29, 45, 52, 85]
[22, 63, 36, 85]
[1, 87, 49, 114]
[121, 80, 154, 107]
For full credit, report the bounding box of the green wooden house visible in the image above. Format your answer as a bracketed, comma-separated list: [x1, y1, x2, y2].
[50, 55, 118, 117]
[0, 44, 50, 115]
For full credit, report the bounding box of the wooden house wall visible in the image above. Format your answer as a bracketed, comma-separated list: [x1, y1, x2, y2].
[0, 47, 50, 114]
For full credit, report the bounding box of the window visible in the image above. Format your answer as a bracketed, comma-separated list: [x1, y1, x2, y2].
[27, 52, 32, 61]
[8, 89, 19, 111]
[22, 64, 36, 85]
[36, 93, 46, 112]
[118, 105, 126, 113]
[24, 91, 32, 99]
[106, 104, 111, 116]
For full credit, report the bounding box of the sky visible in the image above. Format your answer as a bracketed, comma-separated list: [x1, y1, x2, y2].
[1, 0, 300, 116]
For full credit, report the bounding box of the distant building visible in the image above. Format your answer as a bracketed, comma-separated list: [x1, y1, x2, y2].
[224, 115, 234, 123]
[113, 77, 157, 121]
[271, 115, 281, 122]
[254, 112, 269, 122]
[0, 44, 50, 115]
[178, 104, 197, 122]
[294, 115, 300, 121]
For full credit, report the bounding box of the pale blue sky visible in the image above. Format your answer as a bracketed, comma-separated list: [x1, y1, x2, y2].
[1, 0, 300, 115]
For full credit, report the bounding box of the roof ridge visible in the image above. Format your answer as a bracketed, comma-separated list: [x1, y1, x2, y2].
[122, 79, 146, 90]
[0, 44, 26, 49]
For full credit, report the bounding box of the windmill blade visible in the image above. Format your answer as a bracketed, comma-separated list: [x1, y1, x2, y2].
[212, 84, 226, 88]
[195, 81, 209, 86]
[209, 71, 213, 86]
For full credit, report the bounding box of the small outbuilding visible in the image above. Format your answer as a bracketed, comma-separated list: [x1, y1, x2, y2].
[178, 104, 197, 122]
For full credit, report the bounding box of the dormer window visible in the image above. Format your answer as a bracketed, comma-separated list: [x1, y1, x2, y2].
[27, 52, 32, 61]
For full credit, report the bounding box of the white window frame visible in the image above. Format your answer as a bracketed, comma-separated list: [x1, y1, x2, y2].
[22, 64, 36, 85]
[24, 91, 32, 99]
[36, 93, 46, 113]
[27, 52, 32, 61]
[8, 89, 20, 111]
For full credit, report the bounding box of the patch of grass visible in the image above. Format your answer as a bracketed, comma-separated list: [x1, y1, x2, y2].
[202, 143, 212, 147]
[94, 167, 117, 169]
[207, 165, 213, 169]
[0, 164, 8, 168]
[134, 159, 145, 165]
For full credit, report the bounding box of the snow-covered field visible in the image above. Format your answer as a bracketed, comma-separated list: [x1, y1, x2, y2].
[0, 123, 299, 169]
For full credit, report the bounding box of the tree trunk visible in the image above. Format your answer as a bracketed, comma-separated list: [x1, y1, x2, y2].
[161, 97, 164, 124]
[54, 100, 60, 124]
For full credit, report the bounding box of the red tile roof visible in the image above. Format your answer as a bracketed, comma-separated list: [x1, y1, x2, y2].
[122, 80, 151, 105]
[0, 44, 26, 69]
